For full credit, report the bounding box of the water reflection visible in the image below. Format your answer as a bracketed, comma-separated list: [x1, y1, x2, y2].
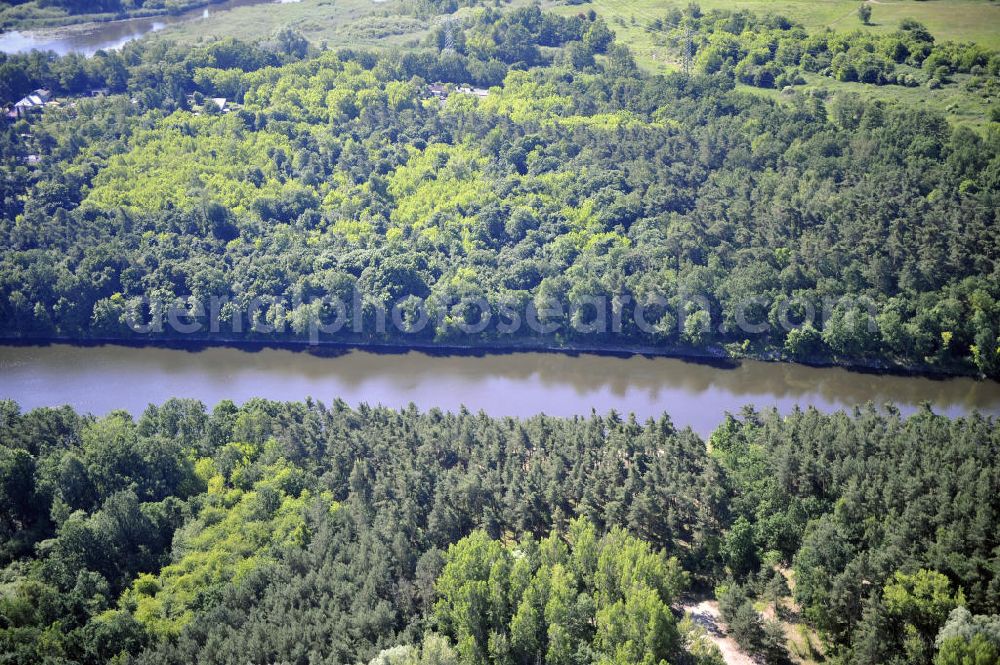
[1, 343, 997, 436]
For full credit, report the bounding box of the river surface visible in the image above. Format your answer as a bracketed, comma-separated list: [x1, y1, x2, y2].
[0, 0, 298, 56]
[1, 343, 998, 436]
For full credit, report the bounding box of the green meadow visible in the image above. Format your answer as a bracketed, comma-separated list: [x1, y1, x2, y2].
[149, 0, 431, 48]
[552, 0, 1000, 48]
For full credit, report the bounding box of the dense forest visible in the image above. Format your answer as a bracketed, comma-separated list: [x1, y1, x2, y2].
[0, 397, 997, 663]
[0, 4, 998, 378]
[2, 1, 1000, 663]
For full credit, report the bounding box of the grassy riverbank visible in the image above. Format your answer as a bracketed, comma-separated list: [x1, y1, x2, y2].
[148, 0, 431, 49]
[0, 0, 221, 31]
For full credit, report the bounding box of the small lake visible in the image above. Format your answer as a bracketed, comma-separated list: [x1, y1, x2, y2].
[1, 343, 998, 436]
[0, 0, 299, 56]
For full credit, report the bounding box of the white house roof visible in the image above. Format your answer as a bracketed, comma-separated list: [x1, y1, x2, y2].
[14, 89, 52, 108]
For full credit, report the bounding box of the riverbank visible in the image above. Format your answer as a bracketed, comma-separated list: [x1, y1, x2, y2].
[0, 0, 308, 56]
[0, 0, 221, 32]
[0, 0, 406, 56]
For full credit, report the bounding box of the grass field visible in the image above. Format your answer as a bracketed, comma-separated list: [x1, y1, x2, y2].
[550, 0, 1000, 48]
[149, 0, 431, 49]
[739, 70, 996, 129]
[549, 0, 1000, 74]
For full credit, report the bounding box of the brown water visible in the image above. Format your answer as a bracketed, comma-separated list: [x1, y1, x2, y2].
[0, 0, 295, 56]
[1, 343, 997, 436]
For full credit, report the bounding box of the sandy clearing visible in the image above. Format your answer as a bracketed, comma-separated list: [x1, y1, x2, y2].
[681, 600, 759, 665]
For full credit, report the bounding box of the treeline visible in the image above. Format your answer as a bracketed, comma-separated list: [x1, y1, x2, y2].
[0, 31, 306, 107]
[0, 6, 999, 378]
[654, 5, 999, 89]
[0, 398, 997, 664]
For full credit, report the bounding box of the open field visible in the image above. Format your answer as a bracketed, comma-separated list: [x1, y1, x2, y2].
[549, 0, 1000, 73]
[148, 0, 430, 49]
[742, 70, 997, 129]
[550, 0, 1000, 48]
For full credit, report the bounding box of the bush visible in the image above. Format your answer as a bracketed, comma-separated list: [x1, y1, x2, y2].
[858, 4, 872, 26]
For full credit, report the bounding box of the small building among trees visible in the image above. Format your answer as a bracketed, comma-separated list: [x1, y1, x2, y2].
[10, 89, 51, 118]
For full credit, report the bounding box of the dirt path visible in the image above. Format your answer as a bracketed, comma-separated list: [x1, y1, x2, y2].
[681, 600, 758, 665]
